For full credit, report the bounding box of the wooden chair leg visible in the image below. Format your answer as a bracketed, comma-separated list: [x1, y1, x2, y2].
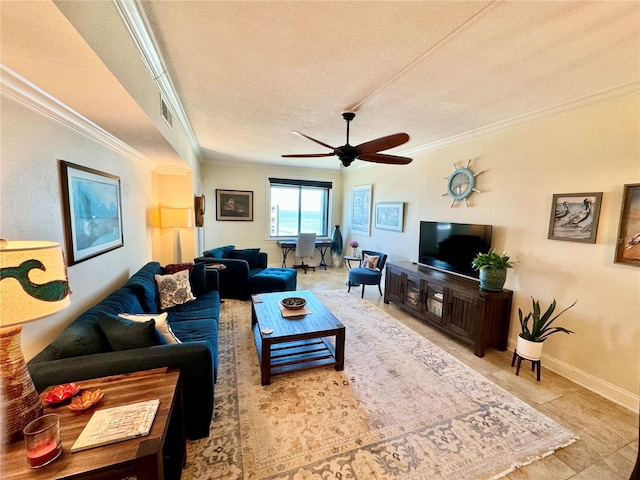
[361, 284, 365, 298]
[347, 281, 352, 293]
[377, 283, 383, 296]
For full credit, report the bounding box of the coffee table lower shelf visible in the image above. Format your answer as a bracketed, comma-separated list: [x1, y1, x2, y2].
[253, 327, 339, 381]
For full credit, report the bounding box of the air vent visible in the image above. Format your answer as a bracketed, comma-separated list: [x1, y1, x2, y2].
[160, 95, 173, 129]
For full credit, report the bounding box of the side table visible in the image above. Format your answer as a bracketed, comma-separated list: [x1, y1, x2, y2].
[343, 255, 362, 270]
[205, 263, 227, 302]
[1, 368, 185, 480]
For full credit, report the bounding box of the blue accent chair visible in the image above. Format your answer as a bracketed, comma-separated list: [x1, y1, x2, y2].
[347, 250, 388, 298]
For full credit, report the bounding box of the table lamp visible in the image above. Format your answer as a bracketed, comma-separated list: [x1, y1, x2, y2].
[160, 208, 193, 263]
[0, 240, 70, 444]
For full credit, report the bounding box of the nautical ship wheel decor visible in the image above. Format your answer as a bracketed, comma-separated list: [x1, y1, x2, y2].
[442, 159, 485, 207]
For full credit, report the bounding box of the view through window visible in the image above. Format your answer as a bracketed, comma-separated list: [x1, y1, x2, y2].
[269, 178, 331, 237]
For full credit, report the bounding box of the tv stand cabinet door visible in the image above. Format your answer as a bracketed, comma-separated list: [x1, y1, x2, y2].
[444, 288, 477, 342]
[384, 265, 404, 304]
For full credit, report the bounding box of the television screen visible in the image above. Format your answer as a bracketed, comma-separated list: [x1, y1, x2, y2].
[418, 221, 492, 279]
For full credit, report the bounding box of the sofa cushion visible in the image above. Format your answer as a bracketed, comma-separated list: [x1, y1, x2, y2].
[118, 312, 181, 344]
[165, 290, 220, 324]
[170, 319, 219, 381]
[155, 270, 196, 309]
[123, 262, 162, 312]
[97, 313, 164, 351]
[202, 245, 235, 258]
[231, 248, 261, 268]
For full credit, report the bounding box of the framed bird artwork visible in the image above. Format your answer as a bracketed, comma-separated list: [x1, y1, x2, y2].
[548, 192, 603, 244]
[615, 184, 640, 266]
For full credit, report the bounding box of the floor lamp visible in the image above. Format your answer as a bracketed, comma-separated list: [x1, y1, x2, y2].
[160, 208, 193, 264]
[0, 240, 70, 444]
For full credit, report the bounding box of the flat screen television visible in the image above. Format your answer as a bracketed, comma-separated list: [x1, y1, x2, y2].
[418, 221, 492, 279]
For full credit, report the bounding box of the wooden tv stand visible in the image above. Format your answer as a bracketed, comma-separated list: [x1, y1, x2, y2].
[384, 262, 513, 357]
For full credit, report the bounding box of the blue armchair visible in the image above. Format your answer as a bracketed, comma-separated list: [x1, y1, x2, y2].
[347, 250, 388, 298]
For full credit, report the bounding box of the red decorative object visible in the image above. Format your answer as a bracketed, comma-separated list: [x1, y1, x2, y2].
[43, 383, 80, 405]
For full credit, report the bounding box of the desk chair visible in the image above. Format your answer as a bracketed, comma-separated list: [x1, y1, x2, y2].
[294, 233, 316, 274]
[348, 250, 388, 297]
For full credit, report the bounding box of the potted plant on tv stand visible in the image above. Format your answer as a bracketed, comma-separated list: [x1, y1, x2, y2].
[516, 297, 577, 361]
[471, 249, 515, 291]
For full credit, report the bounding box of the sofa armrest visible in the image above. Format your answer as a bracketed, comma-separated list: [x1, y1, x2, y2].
[204, 268, 219, 292]
[28, 343, 214, 440]
[195, 257, 251, 299]
[257, 252, 268, 269]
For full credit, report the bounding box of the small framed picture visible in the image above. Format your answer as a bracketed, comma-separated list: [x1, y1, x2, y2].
[216, 189, 253, 221]
[374, 202, 404, 232]
[548, 192, 602, 243]
[60, 161, 124, 265]
[614, 183, 640, 266]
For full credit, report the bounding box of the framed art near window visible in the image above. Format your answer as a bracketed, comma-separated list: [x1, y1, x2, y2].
[352, 185, 372, 236]
[547, 192, 602, 243]
[615, 183, 640, 266]
[60, 160, 124, 265]
[216, 189, 253, 221]
[375, 202, 404, 232]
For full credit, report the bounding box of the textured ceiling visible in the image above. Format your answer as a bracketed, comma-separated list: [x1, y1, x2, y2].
[141, 0, 640, 170]
[2, 1, 639, 173]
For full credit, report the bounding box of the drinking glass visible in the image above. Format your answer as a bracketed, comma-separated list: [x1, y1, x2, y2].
[23, 413, 62, 468]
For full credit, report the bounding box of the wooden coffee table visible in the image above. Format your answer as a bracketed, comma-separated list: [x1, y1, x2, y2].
[1, 368, 185, 480]
[251, 290, 345, 385]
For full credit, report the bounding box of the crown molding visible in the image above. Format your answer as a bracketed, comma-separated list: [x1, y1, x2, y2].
[113, 0, 200, 156]
[1, 65, 157, 171]
[402, 81, 640, 157]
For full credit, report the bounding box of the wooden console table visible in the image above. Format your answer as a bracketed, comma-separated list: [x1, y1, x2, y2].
[277, 239, 332, 270]
[384, 262, 512, 357]
[1, 368, 185, 480]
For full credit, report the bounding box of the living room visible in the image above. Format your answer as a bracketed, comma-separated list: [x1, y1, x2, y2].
[1, 1, 638, 478]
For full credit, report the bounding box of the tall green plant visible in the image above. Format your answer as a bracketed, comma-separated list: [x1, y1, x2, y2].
[518, 297, 577, 342]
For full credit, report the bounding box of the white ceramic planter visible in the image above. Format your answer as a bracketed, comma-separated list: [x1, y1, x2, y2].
[516, 335, 544, 361]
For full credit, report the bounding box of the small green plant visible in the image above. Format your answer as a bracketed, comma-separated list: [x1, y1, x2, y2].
[518, 297, 577, 342]
[471, 249, 515, 271]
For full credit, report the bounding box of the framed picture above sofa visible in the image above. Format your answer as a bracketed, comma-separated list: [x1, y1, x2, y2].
[216, 189, 253, 221]
[59, 160, 124, 265]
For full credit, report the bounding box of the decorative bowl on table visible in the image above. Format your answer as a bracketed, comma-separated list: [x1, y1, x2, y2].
[68, 390, 104, 411]
[281, 297, 307, 310]
[43, 383, 81, 405]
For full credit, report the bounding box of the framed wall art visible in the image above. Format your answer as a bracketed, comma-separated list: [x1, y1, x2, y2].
[614, 183, 640, 266]
[351, 185, 372, 236]
[547, 192, 602, 243]
[375, 202, 404, 232]
[216, 189, 253, 221]
[60, 160, 124, 265]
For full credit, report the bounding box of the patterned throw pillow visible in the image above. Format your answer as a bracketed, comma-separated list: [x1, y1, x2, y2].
[154, 269, 196, 309]
[118, 312, 181, 344]
[363, 254, 380, 270]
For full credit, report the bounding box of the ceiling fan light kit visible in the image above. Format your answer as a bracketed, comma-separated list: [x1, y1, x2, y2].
[282, 112, 413, 167]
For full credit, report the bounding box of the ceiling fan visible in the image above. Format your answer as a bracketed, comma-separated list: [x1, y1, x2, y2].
[282, 112, 412, 167]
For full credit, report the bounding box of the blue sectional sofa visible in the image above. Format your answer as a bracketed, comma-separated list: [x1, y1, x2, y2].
[27, 261, 220, 440]
[194, 245, 297, 300]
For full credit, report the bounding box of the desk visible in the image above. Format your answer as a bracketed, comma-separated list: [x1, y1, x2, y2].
[1, 368, 185, 480]
[277, 239, 332, 270]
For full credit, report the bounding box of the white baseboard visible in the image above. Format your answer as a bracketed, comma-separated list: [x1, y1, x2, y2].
[507, 339, 639, 412]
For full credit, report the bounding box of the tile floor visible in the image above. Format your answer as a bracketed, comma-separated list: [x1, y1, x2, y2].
[294, 264, 639, 480]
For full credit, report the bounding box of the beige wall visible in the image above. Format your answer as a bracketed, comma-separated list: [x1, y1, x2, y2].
[342, 93, 640, 410]
[1, 97, 155, 360]
[199, 162, 343, 266]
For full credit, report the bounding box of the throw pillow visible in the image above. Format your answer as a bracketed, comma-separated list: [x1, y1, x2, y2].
[363, 254, 380, 270]
[118, 312, 181, 344]
[232, 248, 260, 268]
[202, 245, 235, 258]
[162, 262, 207, 296]
[154, 269, 196, 309]
[97, 313, 164, 351]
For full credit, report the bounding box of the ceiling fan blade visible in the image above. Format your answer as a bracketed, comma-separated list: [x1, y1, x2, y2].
[358, 153, 413, 165]
[281, 153, 336, 158]
[355, 133, 410, 155]
[292, 131, 337, 151]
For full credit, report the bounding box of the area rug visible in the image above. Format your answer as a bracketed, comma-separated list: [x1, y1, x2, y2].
[182, 290, 577, 480]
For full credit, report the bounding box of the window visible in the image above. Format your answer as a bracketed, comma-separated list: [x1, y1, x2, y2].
[269, 178, 332, 238]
